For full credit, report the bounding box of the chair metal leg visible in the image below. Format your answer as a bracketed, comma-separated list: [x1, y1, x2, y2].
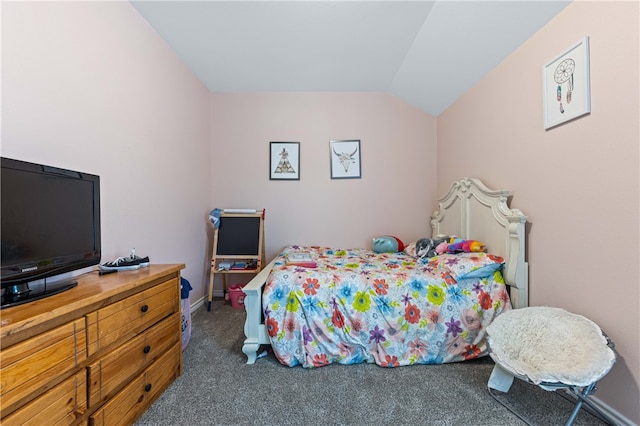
[565, 382, 618, 426]
[490, 379, 618, 426]
[565, 386, 589, 426]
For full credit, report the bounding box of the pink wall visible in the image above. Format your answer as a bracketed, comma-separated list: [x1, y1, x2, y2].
[437, 1, 639, 423]
[1, 2, 213, 296]
[210, 92, 437, 274]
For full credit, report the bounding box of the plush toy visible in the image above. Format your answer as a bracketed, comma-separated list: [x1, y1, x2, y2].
[415, 236, 449, 259]
[445, 238, 487, 253]
[446, 238, 466, 254]
[435, 241, 449, 255]
[462, 240, 486, 253]
[415, 238, 434, 258]
[373, 236, 405, 253]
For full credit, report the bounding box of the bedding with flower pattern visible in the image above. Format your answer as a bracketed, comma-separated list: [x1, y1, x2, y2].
[262, 245, 512, 368]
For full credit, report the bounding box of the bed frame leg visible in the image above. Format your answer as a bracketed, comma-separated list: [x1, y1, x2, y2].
[243, 277, 265, 364]
[242, 339, 259, 364]
[241, 257, 276, 364]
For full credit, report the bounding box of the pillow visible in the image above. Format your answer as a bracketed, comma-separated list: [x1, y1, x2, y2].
[403, 242, 417, 257]
[428, 252, 504, 280]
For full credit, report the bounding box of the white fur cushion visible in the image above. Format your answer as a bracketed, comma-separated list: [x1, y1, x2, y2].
[486, 307, 615, 386]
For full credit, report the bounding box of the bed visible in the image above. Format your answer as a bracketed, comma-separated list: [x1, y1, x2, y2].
[242, 177, 528, 366]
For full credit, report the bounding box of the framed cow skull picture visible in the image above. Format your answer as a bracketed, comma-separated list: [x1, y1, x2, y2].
[330, 140, 361, 179]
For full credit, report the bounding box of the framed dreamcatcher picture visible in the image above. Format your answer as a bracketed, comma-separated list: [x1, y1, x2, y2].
[543, 36, 591, 130]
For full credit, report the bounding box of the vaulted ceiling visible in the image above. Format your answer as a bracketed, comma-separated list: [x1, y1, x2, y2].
[131, 0, 570, 116]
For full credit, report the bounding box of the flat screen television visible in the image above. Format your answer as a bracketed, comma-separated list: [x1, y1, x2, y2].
[1, 157, 101, 309]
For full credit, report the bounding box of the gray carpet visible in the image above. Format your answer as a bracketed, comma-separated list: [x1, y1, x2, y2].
[135, 300, 608, 426]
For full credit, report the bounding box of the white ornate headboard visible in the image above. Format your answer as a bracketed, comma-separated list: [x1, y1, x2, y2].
[431, 178, 528, 308]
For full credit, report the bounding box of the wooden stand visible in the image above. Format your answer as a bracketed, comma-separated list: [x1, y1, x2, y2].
[208, 209, 266, 311]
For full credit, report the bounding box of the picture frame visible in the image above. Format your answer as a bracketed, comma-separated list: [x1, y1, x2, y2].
[330, 140, 361, 179]
[270, 142, 300, 180]
[543, 36, 591, 130]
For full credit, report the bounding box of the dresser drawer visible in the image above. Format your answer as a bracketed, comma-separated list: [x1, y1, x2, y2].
[89, 342, 181, 426]
[1, 370, 86, 426]
[86, 277, 178, 356]
[87, 312, 179, 408]
[0, 318, 86, 416]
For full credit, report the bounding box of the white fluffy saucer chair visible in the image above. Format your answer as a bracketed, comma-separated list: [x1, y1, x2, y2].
[486, 307, 617, 426]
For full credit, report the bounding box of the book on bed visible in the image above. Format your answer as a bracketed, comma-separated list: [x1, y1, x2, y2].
[285, 251, 317, 268]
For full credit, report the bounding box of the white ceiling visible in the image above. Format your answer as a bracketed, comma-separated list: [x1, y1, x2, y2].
[131, 0, 570, 116]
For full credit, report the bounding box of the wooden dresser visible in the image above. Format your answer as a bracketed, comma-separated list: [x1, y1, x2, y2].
[0, 264, 184, 426]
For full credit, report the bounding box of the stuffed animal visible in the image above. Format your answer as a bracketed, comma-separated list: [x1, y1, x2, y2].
[462, 240, 486, 252]
[415, 236, 449, 259]
[415, 238, 434, 258]
[446, 238, 486, 253]
[446, 238, 466, 254]
[373, 236, 405, 253]
[435, 241, 449, 255]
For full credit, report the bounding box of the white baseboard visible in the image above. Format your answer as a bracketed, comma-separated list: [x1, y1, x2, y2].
[189, 290, 227, 313]
[190, 295, 206, 313]
[562, 389, 637, 426]
[589, 394, 636, 426]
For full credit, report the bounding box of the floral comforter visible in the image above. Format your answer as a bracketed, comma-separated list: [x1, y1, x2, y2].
[262, 246, 512, 368]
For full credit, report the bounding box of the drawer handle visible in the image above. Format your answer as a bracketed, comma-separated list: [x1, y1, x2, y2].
[143, 345, 151, 354]
[141, 304, 149, 313]
[145, 383, 152, 392]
